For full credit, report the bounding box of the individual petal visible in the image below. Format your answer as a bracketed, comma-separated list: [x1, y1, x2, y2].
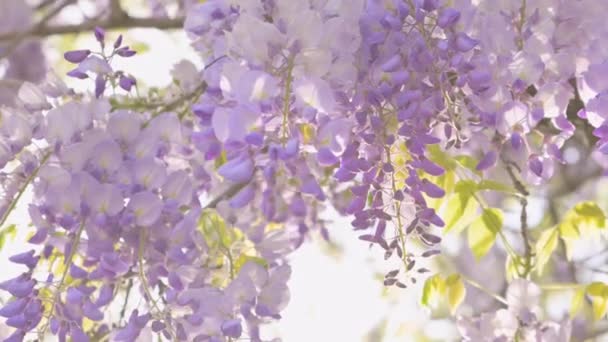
[100, 252, 130, 275]
[132, 158, 168, 189]
[317, 118, 353, 155]
[528, 155, 543, 177]
[64, 50, 91, 63]
[221, 319, 242, 338]
[128, 191, 163, 226]
[82, 300, 104, 321]
[119, 75, 136, 92]
[147, 112, 183, 143]
[421, 180, 445, 198]
[70, 327, 89, 342]
[86, 183, 124, 216]
[95, 284, 114, 307]
[0, 298, 28, 317]
[218, 154, 255, 183]
[77, 56, 112, 75]
[162, 170, 193, 206]
[454, 33, 478, 52]
[294, 76, 337, 114]
[229, 184, 255, 208]
[476, 151, 497, 171]
[437, 8, 460, 28]
[9, 249, 38, 269]
[90, 139, 123, 173]
[317, 147, 339, 166]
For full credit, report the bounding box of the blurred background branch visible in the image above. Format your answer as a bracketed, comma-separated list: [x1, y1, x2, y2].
[0, 0, 184, 44]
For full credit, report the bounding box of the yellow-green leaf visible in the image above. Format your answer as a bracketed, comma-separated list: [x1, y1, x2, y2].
[587, 282, 608, 320]
[558, 220, 580, 239]
[443, 192, 479, 234]
[559, 202, 606, 238]
[572, 202, 606, 230]
[534, 228, 559, 276]
[477, 180, 516, 194]
[468, 208, 503, 259]
[130, 41, 150, 54]
[505, 255, 523, 281]
[427, 145, 458, 171]
[570, 287, 586, 317]
[234, 254, 268, 273]
[454, 155, 481, 175]
[446, 274, 466, 314]
[0, 224, 17, 252]
[421, 274, 446, 307]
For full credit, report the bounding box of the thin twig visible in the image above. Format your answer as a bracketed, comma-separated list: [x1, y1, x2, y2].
[0, 151, 52, 229]
[503, 158, 532, 277]
[119, 278, 133, 323]
[203, 182, 249, 210]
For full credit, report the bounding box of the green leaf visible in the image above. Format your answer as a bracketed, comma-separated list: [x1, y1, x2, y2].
[443, 192, 479, 234]
[454, 180, 477, 196]
[468, 208, 503, 259]
[0, 224, 17, 251]
[130, 41, 150, 54]
[587, 282, 608, 320]
[421, 274, 446, 307]
[559, 202, 606, 238]
[198, 210, 239, 248]
[477, 180, 516, 194]
[234, 254, 268, 273]
[505, 255, 523, 281]
[570, 287, 586, 318]
[534, 228, 559, 276]
[571, 202, 606, 230]
[427, 145, 458, 171]
[558, 219, 580, 239]
[446, 274, 466, 314]
[454, 155, 481, 175]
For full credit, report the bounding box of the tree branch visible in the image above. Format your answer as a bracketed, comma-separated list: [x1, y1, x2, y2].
[0, 0, 77, 59]
[203, 182, 249, 210]
[0, 16, 185, 42]
[0, 0, 184, 46]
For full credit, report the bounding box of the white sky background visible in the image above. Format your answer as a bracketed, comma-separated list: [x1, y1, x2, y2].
[0, 18, 449, 341]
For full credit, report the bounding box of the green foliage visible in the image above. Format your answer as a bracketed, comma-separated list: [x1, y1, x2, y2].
[570, 287, 586, 317]
[477, 180, 517, 195]
[443, 181, 479, 234]
[454, 155, 481, 176]
[427, 145, 458, 171]
[555, 202, 605, 261]
[234, 254, 268, 273]
[198, 210, 268, 283]
[130, 41, 150, 54]
[534, 228, 559, 276]
[421, 274, 445, 308]
[587, 282, 608, 320]
[421, 273, 467, 315]
[0, 224, 17, 251]
[467, 208, 503, 259]
[445, 274, 466, 314]
[199, 210, 237, 248]
[561, 201, 606, 236]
